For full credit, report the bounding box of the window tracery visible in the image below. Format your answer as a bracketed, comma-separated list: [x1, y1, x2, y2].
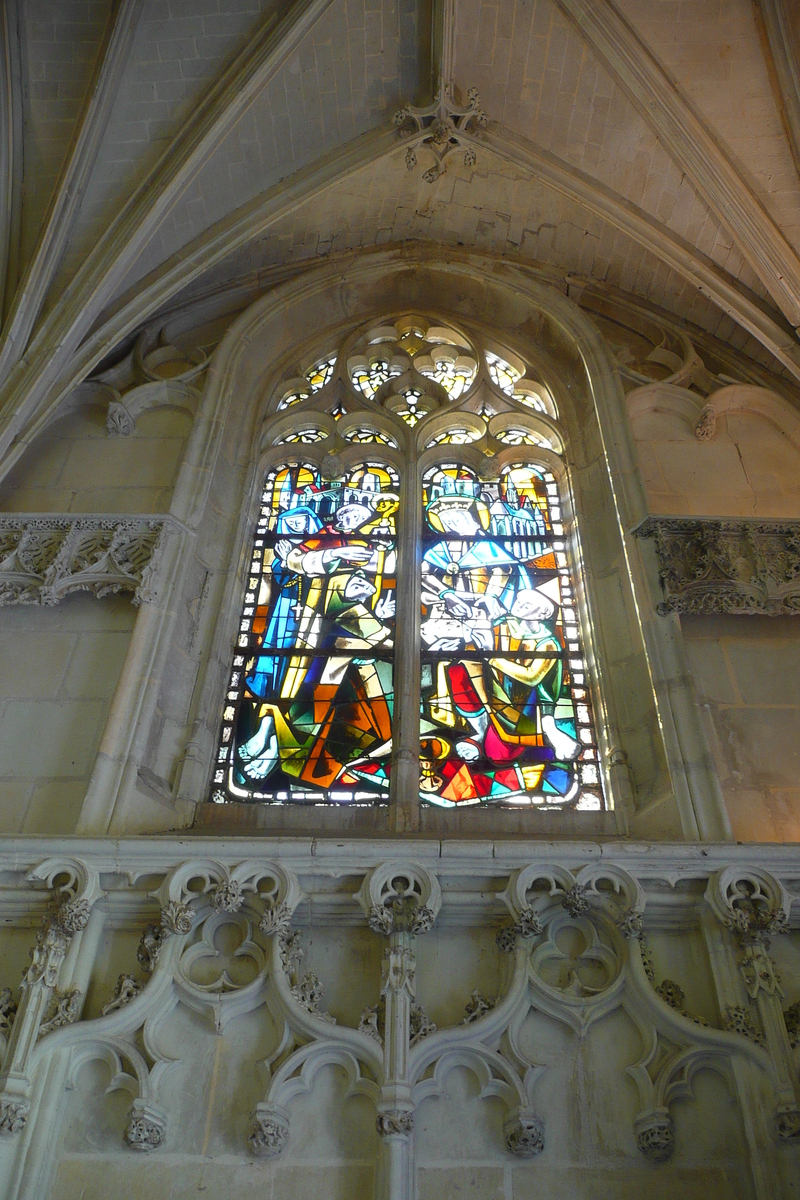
[211, 315, 605, 814]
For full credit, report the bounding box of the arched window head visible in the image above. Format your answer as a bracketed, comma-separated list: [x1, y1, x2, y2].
[211, 313, 605, 816]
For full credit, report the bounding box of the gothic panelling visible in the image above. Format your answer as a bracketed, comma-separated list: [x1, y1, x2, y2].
[0, 845, 797, 1198]
[683, 613, 800, 843]
[20, 0, 114, 269]
[616, 0, 800, 254]
[0, 594, 134, 835]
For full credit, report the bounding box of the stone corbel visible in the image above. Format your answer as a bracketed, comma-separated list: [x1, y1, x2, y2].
[0, 859, 103, 1135]
[634, 516, 800, 615]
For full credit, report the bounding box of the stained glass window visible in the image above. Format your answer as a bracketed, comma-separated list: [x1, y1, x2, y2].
[215, 316, 607, 814]
[419, 463, 600, 809]
[212, 461, 398, 804]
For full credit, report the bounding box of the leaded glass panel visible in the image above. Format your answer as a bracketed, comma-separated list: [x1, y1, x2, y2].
[213, 461, 397, 804]
[419, 463, 600, 809]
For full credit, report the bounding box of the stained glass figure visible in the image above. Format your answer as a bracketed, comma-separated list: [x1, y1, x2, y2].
[419, 463, 600, 809]
[213, 461, 398, 804]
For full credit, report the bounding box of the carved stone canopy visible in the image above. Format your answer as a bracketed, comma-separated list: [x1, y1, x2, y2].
[634, 516, 800, 616]
[0, 514, 170, 606]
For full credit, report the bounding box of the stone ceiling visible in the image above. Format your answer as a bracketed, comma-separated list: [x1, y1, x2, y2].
[1, 0, 799, 468]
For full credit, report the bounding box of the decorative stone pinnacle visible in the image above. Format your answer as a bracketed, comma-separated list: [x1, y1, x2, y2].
[393, 83, 488, 183]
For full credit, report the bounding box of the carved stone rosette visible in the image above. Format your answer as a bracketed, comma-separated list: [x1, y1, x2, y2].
[634, 517, 800, 615]
[0, 515, 169, 607]
[0, 1096, 31, 1138]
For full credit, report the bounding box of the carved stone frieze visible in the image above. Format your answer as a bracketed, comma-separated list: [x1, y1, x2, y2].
[0, 987, 17, 1033]
[39, 987, 82, 1036]
[496, 904, 543, 952]
[160, 900, 193, 936]
[124, 1100, 167, 1152]
[561, 884, 590, 918]
[784, 1000, 800, 1048]
[463, 990, 495, 1024]
[0, 515, 170, 607]
[655, 979, 709, 1027]
[211, 879, 244, 913]
[101, 974, 143, 1016]
[634, 517, 800, 615]
[723, 1004, 766, 1047]
[259, 901, 292, 939]
[409, 1001, 436, 1046]
[137, 925, 164, 974]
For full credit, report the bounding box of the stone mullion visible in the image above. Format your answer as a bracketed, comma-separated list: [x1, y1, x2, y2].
[389, 454, 421, 831]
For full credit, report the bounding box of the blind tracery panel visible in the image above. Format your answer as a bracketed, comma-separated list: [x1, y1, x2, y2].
[212, 462, 397, 804]
[420, 464, 600, 809]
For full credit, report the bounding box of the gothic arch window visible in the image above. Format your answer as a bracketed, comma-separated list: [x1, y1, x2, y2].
[211, 316, 603, 814]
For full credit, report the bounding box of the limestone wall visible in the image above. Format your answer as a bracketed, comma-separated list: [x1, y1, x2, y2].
[0, 594, 134, 835]
[0, 403, 192, 515]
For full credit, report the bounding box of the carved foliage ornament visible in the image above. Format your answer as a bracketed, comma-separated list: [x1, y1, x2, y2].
[635, 517, 800, 615]
[0, 515, 169, 606]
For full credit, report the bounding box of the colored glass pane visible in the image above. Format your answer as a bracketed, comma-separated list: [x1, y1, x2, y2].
[425, 427, 484, 447]
[351, 358, 402, 400]
[306, 356, 336, 391]
[485, 351, 521, 394]
[345, 428, 397, 446]
[417, 350, 477, 399]
[419, 463, 600, 809]
[277, 428, 328, 444]
[394, 388, 425, 426]
[495, 428, 554, 449]
[214, 461, 398, 804]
